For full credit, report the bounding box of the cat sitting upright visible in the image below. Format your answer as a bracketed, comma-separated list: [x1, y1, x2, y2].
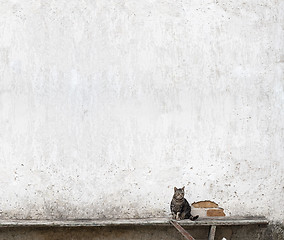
[170, 186, 199, 221]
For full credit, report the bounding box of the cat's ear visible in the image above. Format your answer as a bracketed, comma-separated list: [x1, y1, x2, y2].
[174, 187, 177, 192]
[182, 186, 185, 190]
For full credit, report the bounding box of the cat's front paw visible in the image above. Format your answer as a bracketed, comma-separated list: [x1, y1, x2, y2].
[176, 212, 181, 220]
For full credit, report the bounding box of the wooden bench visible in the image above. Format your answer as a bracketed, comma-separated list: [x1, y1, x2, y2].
[0, 216, 268, 240]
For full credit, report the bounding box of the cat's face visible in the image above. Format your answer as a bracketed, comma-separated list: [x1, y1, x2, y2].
[173, 187, 185, 200]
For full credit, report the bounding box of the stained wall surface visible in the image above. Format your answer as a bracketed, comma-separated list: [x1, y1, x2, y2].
[0, 0, 283, 222]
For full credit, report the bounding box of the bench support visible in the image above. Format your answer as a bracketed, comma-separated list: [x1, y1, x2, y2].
[170, 220, 196, 240]
[170, 221, 218, 240]
[208, 225, 216, 240]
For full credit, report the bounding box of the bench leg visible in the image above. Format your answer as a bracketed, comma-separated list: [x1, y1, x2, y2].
[170, 220, 196, 240]
[208, 225, 216, 240]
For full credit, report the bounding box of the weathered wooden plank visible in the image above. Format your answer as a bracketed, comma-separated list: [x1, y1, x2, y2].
[170, 220, 196, 240]
[208, 225, 216, 240]
[0, 216, 268, 228]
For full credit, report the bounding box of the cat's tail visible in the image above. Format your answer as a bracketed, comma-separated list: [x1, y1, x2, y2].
[189, 215, 199, 221]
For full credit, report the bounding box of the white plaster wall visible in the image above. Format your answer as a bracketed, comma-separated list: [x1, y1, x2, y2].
[0, 0, 283, 222]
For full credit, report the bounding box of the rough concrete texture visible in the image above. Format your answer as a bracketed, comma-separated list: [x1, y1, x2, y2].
[0, 0, 284, 225]
[264, 223, 284, 240]
[0, 225, 273, 240]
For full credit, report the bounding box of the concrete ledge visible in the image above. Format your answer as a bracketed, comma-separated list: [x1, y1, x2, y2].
[0, 216, 268, 228]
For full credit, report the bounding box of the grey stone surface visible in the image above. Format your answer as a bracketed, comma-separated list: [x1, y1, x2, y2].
[263, 223, 284, 240]
[0, 224, 280, 240]
[0, 217, 279, 240]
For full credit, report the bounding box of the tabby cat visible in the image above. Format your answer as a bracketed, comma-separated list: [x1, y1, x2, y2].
[170, 186, 199, 221]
